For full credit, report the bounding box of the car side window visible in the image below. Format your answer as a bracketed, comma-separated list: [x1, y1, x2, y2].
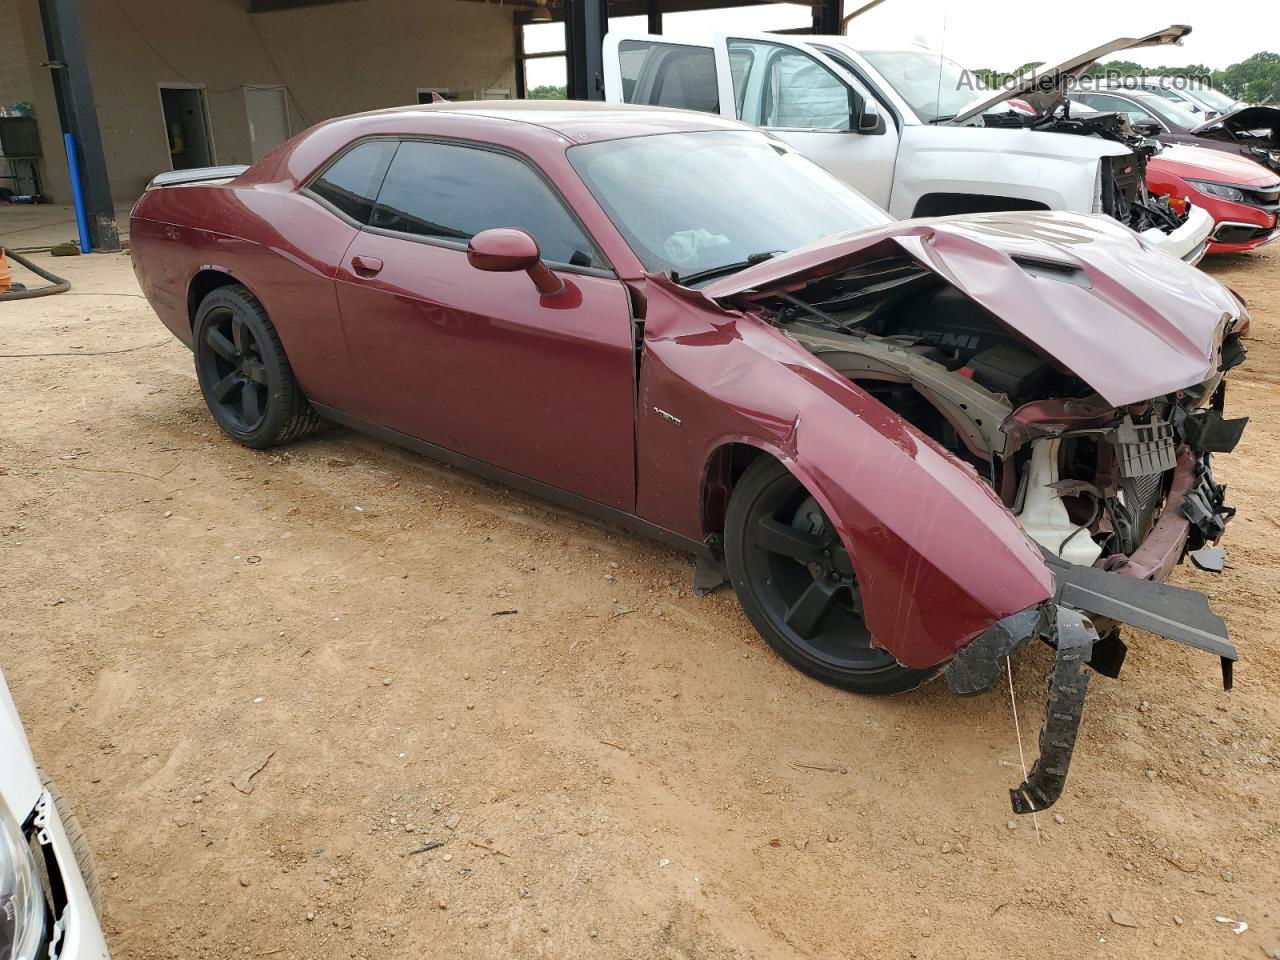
[369, 140, 602, 268]
[307, 140, 396, 224]
[617, 40, 719, 113]
[1081, 93, 1157, 126]
[727, 40, 852, 130]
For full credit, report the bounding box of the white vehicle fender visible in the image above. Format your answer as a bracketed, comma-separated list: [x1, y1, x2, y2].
[1, 669, 44, 819]
[889, 125, 1129, 220]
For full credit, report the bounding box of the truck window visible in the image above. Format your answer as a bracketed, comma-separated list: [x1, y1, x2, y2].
[617, 40, 718, 113]
[727, 40, 851, 131]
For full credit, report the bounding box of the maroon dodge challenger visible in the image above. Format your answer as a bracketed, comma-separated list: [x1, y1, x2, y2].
[131, 101, 1249, 812]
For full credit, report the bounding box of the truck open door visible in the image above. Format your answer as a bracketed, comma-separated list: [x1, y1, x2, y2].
[602, 31, 900, 208]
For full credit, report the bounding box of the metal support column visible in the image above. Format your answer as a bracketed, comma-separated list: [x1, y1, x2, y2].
[646, 0, 662, 35]
[564, 0, 608, 101]
[513, 16, 527, 98]
[38, 0, 119, 251]
[812, 0, 843, 35]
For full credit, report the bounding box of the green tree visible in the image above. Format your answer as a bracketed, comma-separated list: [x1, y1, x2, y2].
[1219, 52, 1280, 103]
[528, 85, 567, 100]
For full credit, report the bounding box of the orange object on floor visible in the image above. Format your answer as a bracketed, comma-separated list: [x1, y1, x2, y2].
[0, 249, 11, 292]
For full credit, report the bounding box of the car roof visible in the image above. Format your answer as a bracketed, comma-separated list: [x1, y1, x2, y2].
[344, 100, 745, 144]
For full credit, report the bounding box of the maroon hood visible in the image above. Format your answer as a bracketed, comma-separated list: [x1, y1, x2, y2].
[703, 211, 1242, 407]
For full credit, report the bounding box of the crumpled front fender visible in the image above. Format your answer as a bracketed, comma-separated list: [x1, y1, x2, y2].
[635, 279, 1053, 669]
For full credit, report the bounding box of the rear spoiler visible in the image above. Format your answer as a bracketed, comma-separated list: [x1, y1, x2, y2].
[147, 165, 250, 189]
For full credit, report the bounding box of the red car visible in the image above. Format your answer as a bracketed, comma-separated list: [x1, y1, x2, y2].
[1147, 145, 1280, 254]
[130, 102, 1247, 812]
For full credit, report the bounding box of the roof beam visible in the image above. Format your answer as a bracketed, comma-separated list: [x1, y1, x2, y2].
[248, 0, 370, 13]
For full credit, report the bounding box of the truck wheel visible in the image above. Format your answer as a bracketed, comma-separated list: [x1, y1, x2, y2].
[193, 284, 318, 448]
[38, 771, 102, 916]
[724, 457, 936, 695]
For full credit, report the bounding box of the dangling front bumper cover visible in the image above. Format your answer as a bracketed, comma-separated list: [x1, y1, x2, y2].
[946, 548, 1237, 814]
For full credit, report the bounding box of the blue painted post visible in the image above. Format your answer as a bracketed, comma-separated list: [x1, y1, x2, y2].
[63, 131, 92, 253]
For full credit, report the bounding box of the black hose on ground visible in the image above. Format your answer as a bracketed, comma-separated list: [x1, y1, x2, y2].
[0, 246, 71, 301]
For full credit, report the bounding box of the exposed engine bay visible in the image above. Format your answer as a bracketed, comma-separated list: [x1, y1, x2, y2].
[753, 252, 1247, 570]
[1192, 106, 1280, 174]
[984, 105, 1189, 233]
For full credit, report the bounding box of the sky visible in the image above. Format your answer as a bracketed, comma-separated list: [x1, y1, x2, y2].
[524, 1, 1268, 88]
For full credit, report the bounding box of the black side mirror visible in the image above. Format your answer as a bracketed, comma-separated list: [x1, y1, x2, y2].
[856, 99, 884, 134]
[1132, 119, 1162, 137]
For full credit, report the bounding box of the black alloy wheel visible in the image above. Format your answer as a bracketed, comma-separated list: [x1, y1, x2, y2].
[192, 284, 318, 448]
[724, 457, 937, 694]
[200, 306, 269, 432]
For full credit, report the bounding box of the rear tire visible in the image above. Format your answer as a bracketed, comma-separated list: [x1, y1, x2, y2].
[724, 457, 936, 695]
[193, 284, 318, 448]
[38, 770, 102, 917]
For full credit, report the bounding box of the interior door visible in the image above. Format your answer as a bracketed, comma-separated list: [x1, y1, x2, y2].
[245, 87, 291, 161]
[332, 139, 637, 511]
[713, 34, 900, 209]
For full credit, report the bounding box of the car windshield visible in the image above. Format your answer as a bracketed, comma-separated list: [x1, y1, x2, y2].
[859, 50, 985, 123]
[1127, 90, 1204, 129]
[567, 130, 890, 282]
[1190, 85, 1238, 113]
[1141, 84, 1204, 112]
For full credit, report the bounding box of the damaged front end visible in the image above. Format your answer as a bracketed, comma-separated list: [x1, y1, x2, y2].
[1191, 106, 1280, 176]
[703, 214, 1249, 811]
[947, 377, 1243, 812]
[986, 107, 1189, 236]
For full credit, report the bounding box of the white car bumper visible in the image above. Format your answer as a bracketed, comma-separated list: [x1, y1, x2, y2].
[1, 671, 110, 960]
[1140, 203, 1213, 264]
[31, 790, 112, 960]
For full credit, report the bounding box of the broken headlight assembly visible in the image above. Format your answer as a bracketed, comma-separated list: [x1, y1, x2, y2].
[1187, 180, 1247, 202]
[0, 798, 46, 960]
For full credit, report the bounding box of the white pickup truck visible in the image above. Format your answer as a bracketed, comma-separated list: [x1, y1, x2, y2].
[602, 24, 1213, 262]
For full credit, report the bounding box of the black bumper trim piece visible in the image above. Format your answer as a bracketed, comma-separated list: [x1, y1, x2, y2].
[944, 608, 1040, 696]
[1041, 550, 1237, 672]
[1182, 409, 1248, 454]
[1010, 607, 1097, 814]
[1182, 456, 1236, 548]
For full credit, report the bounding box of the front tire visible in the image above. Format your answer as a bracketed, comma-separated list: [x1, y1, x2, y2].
[724, 457, 936, 695]
[192, 284, 318, 448]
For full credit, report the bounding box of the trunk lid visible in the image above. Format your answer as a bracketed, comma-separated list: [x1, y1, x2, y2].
[701, 211, 1239, 407]
[947, 25, 1192, 125]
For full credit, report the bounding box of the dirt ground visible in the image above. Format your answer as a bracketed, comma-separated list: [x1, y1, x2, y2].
[2, 211, 1278, 960]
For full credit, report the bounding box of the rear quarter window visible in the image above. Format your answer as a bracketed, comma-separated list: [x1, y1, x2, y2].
[307, 140, 396, 224]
